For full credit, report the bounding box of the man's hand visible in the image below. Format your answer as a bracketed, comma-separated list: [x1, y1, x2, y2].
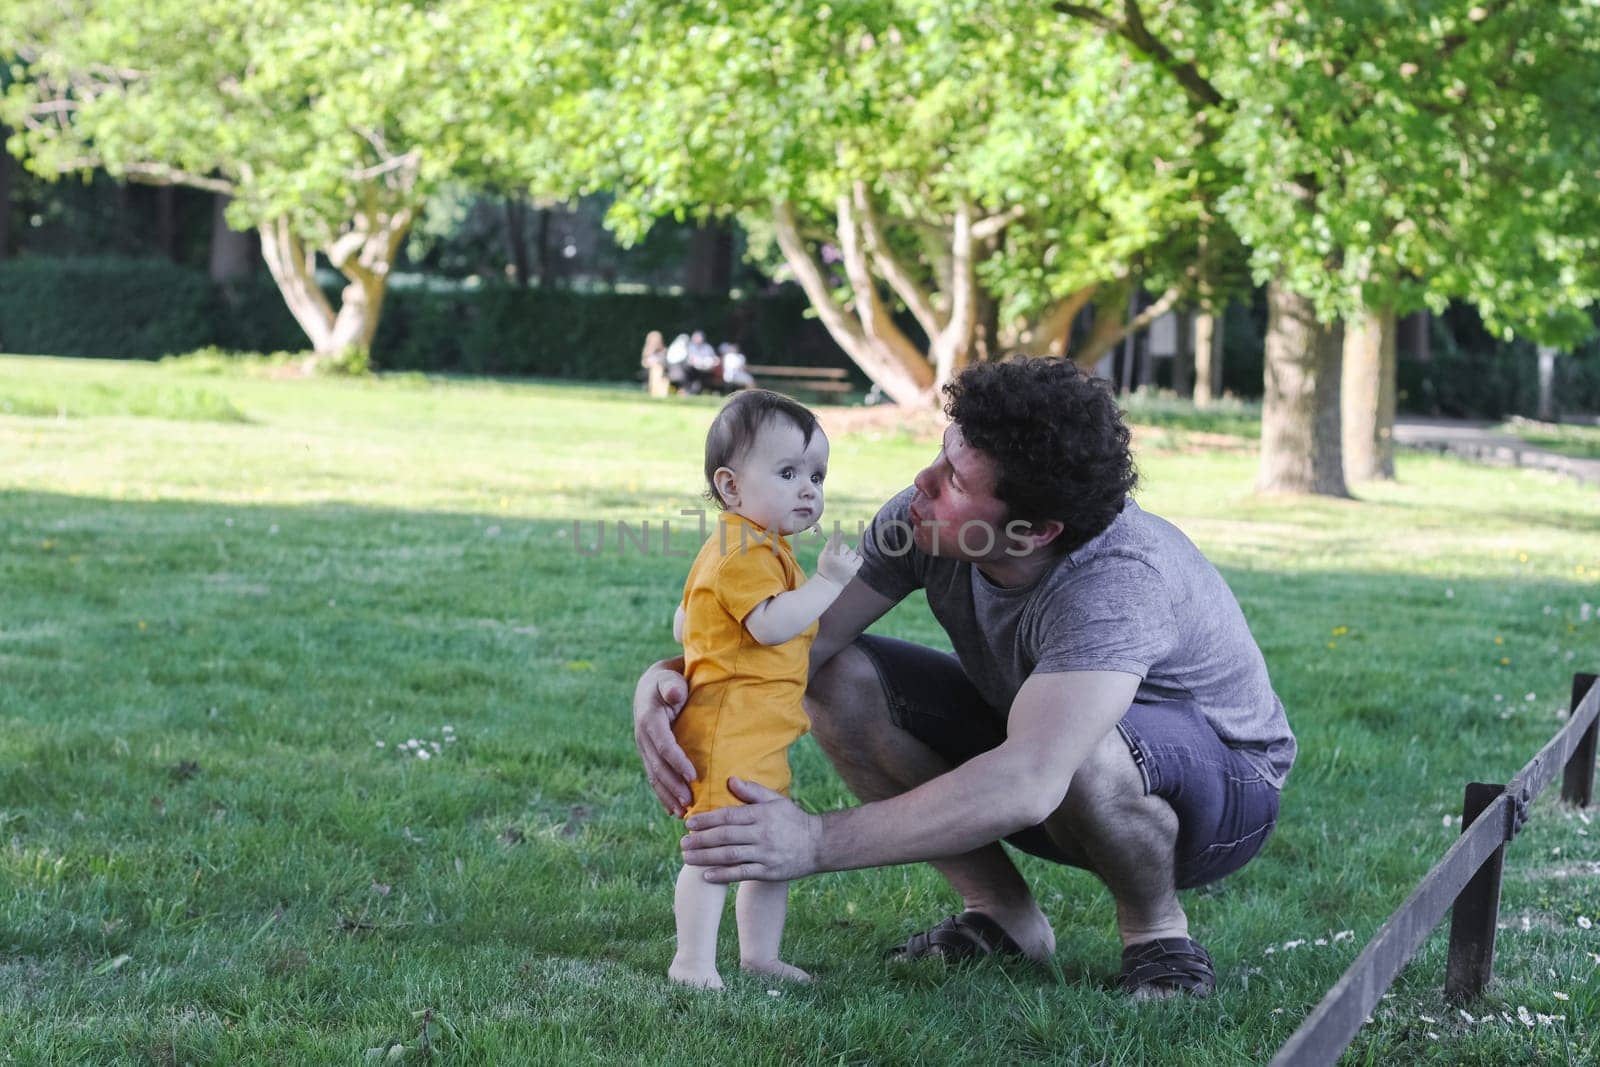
[680, 778, 823, 883]
[815, 531, 862, 587]
[632, 659, 696, 817]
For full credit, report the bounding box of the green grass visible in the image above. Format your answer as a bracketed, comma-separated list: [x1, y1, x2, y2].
[2, 354, 1596, 1064]
[1497, 418, 1600, 461]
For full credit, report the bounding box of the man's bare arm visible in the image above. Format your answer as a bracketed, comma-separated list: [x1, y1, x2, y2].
[680, 670, 1140, 881]
[807, 578, 896, 679]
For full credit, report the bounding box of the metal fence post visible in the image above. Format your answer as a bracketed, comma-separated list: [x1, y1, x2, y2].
[1444, 782, 1508, 1003]
[1562, 673, 1597, 807]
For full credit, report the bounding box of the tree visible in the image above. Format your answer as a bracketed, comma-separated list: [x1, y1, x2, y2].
[0, 0, 583, 364]
[1057, 0, 1600, 495]
[569, 0, 1222, 406]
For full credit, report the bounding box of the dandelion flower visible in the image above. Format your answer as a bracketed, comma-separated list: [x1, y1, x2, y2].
[1578, 916, 1593, 929]
[1554, 991, 1569, 1001]
[417, 749, 431, 761]
[1494, 635, 1505, 645]
[375, 741, 386, 749]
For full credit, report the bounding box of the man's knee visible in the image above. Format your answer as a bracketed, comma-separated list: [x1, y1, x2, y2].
[803, 644, 889, 750]
[1051, 727, 1174, 840]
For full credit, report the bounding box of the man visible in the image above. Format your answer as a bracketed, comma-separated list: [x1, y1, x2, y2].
[633, 357, 1294, 997]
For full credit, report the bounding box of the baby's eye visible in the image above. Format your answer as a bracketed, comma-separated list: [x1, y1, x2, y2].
[780, 467, 796, 479]
[811, 472, 825, 485]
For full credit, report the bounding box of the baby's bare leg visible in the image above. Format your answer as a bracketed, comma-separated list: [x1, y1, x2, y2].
[669, 865, 728, 989]
[736, 880, 811, 982]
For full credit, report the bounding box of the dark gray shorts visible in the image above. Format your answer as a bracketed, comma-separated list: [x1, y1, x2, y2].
[854, 634, 1280, 889]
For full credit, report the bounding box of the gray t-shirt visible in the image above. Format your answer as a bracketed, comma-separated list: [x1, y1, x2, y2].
[857, 488, 1296, 789]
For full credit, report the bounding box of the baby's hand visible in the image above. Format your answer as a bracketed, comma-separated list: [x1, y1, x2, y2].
[816, 532, 862, 586]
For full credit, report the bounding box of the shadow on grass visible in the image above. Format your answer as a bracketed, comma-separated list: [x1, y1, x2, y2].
[2, 489, 1595, 1062]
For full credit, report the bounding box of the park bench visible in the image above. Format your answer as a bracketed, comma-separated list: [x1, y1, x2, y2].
[747, 364, 855, 400]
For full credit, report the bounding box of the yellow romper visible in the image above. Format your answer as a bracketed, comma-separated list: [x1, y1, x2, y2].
[673, 512, 818, 817]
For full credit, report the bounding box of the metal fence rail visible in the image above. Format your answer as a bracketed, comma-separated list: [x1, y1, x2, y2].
[1270, 672, 1598, 1067]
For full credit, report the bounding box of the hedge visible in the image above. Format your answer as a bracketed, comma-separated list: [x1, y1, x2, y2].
[0, 257, 863, 382]
[0, 257, 217, 359]
[4, 256, 1598, 416]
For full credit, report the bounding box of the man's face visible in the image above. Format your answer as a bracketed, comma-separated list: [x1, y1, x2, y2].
[907, 424, 1012, 561]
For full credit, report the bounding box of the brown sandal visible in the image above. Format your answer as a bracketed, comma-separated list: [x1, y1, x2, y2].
[885, 911, 1027, 963]
[1117, 936, 1216, 998]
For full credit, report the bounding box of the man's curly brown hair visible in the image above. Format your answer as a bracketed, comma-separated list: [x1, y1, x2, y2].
[944, 357, 1137, 553]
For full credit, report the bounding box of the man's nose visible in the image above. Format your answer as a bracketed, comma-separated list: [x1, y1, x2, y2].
[913, 466, 936, 497]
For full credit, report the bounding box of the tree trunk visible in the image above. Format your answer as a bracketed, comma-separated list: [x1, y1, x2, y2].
[209, 194, 256, 285]
[533, 207, 554, 287]
[0, 127, 12, 260]
[257, 204, 413, 363]
[1342, 307, 1397, 482]
[685, 220, 733, 295]
[771, 199, 933, 406]
[1258, 281, 1350, 496]
[504, 197, 531, 288]
[1072, 280, 1183, 373]
[1400, 309, 1431, 363]
[154, 185, 178, 261]
[1003, 285, 1096, 355]
[1537, 346, 1559, 422]
[1193, 308, 1224, 406]
[1172, 310, 1195, 398]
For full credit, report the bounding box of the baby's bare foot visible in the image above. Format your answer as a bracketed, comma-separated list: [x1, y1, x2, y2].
[741, 958, 812, 983]
[668, 960, 724, 990]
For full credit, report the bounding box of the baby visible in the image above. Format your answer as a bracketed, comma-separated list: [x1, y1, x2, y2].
[667, 389, 861, 989]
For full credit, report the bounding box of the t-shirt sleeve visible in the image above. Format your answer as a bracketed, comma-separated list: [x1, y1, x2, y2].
[711, 541, 790, 624]
[1030, 556, 1176, 678]
[855, 487, 924, 603]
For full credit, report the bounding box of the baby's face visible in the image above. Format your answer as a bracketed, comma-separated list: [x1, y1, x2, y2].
[725, 419, 829, 535]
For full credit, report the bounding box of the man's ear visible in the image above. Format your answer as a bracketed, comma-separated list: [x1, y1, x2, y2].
[1007, 517, 1066, 553]
[713, 466, 739, 507]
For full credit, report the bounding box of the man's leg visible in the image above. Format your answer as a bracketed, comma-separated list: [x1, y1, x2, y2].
[1039, 726, 1190, 948]
[805, 645, 1056, 961]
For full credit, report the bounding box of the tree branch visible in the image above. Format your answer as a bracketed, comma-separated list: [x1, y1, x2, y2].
[119, 162, 236, 195]
[853, 181, 943, 341]
[771, 199, 867, 351]
[1054, 1, 1227, 111]
[970, 205, 1025, 242]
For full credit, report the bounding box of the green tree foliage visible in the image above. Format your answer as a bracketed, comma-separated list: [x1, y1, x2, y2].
[0, 0, 584, 362]
[564, 0, 1230, 405]
[1058, 0, 1600, 494]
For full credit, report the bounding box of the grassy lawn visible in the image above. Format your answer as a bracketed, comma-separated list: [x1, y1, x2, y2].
[1497, 418, 1600, 461]
[2, 354, 1596, 1065]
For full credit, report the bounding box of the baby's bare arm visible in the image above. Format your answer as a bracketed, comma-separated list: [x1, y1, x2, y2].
[744, 575, 845, 646]
[744, 533, 862, 646]
[673, 604, 686, 644]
